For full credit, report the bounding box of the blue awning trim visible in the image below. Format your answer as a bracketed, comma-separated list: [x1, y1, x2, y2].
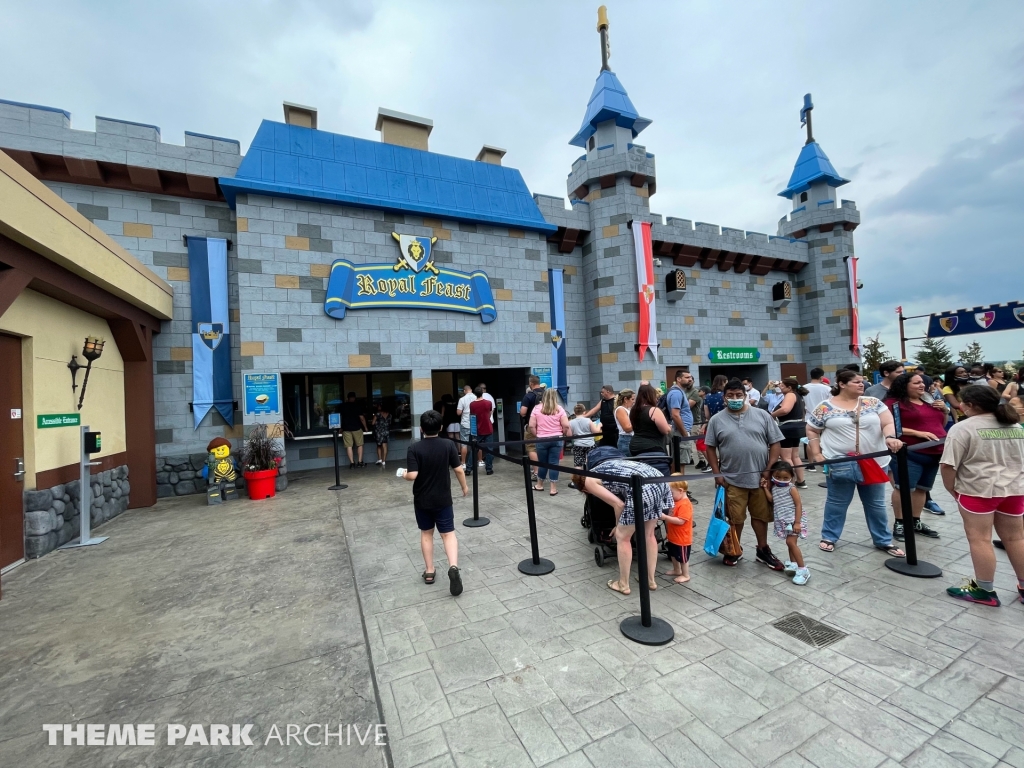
[569, 70, 652, 148]
[778, 141, 849, 199]
[219, 121, 555, 232]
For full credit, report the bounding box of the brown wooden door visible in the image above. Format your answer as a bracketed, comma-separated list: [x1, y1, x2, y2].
[0, 334, 25, 570]
[780, 363, 809, 384]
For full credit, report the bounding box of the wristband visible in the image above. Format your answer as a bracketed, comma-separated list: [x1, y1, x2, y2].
[884, 435, 898, 440]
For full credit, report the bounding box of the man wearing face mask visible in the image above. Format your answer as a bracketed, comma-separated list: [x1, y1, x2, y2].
[705, 379, 785, 568]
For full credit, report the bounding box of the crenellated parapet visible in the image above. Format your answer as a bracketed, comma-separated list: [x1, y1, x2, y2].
[0, 98, 241, 200]
[778, 198, 860, 239]
[650, 217, 809, 275]
[567, 143, 657, 201]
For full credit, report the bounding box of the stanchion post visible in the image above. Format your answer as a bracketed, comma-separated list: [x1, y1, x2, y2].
[328, 427, 347, 491]
[884, 444, 941, 578]
[619, 473, 674, 645]
[464, 437, 490, 527]
[518, 454, 554, 575]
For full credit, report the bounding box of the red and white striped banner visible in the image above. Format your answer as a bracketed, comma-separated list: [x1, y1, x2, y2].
[631, 220, 658, 362]
[848, 256, 861, 357]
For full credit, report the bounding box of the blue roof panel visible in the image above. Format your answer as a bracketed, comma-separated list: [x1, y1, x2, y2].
[569, 70, 653, 148]
[778, 141, 850, 199]
[221, 120, 554, 231]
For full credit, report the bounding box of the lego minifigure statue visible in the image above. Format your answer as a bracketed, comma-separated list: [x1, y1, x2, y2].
[202, 437, 239, 504]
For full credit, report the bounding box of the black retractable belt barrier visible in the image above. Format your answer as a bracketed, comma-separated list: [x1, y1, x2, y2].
[885, 445, 942, 578]
[328, 428, 347, 490]
[464, 437, 490, 527]
[518, 455, 555, 575]
[619, 473, 674, 646]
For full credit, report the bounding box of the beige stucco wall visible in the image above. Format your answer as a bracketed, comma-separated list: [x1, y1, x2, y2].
[0, 289, 126, 486]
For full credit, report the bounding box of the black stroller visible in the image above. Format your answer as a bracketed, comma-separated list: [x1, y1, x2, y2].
[579, 447, 668, 566]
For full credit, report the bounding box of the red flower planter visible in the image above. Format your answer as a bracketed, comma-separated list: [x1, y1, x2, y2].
[244, 469, 277, 500]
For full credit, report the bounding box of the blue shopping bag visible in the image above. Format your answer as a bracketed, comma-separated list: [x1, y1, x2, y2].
[703, 486, 730, 557]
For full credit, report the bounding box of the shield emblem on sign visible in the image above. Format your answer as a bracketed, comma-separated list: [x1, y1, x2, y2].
[198, 322, 224, 350]
[939, 317, 958, 333]
[974, 311, 995, 329]
[1014, 307, 1024, 325]
[393, 234, 435, 273]
[551, 329, 563, 349]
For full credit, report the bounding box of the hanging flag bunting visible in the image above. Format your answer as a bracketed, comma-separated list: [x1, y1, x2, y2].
[548, 268, 568, 402]
[927, 300, 1024, 338]
[631, 220, 658, 362]
[187, 237, 234, 429]
[847, 256, 861, 357]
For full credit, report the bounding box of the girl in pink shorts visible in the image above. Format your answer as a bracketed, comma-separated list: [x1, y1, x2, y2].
[939, 386, 1024, 607]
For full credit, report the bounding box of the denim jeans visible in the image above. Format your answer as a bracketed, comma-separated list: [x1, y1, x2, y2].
[476, 432, 494, 472]
[536, 440, 564, 482]
[821, 475, 892, 547]
[617, 433, 633, 454]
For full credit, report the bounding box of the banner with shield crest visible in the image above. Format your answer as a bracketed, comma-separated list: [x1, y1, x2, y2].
[926, 301, 1024, 339]
[187, 237, 234, 428]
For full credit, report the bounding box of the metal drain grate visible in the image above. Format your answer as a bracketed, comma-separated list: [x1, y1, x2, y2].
[771, 612, 847, 649]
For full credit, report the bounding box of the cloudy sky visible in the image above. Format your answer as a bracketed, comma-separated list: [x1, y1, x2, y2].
[3, 0, 1023, 363]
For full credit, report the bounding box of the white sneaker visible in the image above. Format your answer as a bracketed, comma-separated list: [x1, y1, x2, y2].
[793, 568, 810, 586]
[783, 561, 798, 575]
[478, 461, 485, 467]
[460, 464, 467, 471]
[375, 459, 382, 465]
[381, 461, 386, 468]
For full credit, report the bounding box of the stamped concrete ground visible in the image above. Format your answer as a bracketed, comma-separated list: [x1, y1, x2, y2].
[346, 460, 1024, 768]
[1, 460, 1022, 768]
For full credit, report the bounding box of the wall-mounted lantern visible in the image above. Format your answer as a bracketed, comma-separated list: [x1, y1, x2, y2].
[68, 336, 105, 410]
[772, 281, 792, 309]
[666, 269, 687, 302]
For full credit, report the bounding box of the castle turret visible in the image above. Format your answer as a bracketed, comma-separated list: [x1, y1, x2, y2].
[777, 95, 862, 370]
[566, 6, 660, 390]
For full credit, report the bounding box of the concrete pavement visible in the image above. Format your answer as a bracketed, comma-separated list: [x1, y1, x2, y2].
[2, 454, 1023, 768]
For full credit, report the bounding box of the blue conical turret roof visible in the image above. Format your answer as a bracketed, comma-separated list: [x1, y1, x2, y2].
[569, 70, 652, 148]
[778, 141, 849, 199]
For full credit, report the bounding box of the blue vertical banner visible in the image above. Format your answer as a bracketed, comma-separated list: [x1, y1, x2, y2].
[187, 237, 234, 429]
[548, 268, 568, 403]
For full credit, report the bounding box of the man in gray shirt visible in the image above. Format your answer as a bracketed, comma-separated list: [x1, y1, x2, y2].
[864, 360, 904, 400]
[705, 379, 784, 569]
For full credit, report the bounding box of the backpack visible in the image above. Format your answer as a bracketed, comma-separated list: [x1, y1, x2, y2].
[657, 384, 682, 424]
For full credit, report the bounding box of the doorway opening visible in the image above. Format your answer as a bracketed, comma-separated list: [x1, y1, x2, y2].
[701, 364, 769, 392]
[431, 367, 531, 444]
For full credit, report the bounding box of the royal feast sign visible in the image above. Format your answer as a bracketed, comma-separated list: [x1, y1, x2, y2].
[324, 232, 496, 323]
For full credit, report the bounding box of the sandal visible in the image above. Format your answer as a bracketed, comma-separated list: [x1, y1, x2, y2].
[607, 579, 631, 595]
[819, 540, 835, 553]
[533, 485, 544, 492]
[549, 491, 558, 497]
[422, 571, 435, 584]
[880, 545, 905, 558]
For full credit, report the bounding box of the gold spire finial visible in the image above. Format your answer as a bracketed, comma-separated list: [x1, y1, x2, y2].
[597, 6, 611, 71]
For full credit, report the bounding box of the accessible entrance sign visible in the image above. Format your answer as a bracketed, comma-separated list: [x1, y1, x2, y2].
[37, 413, 81, 429]
[708, 348, 760, 363]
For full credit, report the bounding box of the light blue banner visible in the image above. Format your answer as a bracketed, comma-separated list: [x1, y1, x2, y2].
[548, 268, 568, 402]
[187, 237, 234, 429]
[324, 260, 496, 323]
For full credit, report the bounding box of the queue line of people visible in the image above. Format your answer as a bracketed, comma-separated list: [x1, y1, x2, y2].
[403, 366, 1024, 608]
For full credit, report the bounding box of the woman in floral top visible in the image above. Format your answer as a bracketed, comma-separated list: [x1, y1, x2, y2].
[805, 370, 905, 556]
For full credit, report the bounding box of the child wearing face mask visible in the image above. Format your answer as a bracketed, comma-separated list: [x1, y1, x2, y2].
[764, 460, 809, 585]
